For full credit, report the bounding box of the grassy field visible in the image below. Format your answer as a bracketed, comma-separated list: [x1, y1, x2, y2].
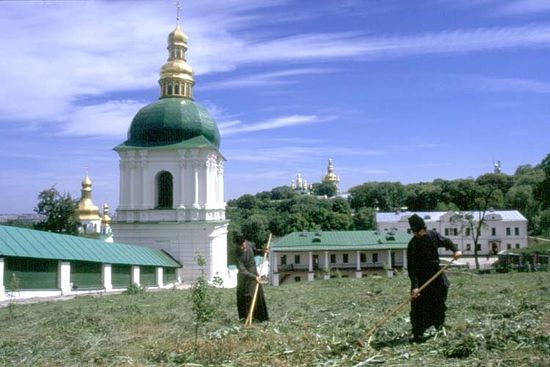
[1, 271, 549, 366]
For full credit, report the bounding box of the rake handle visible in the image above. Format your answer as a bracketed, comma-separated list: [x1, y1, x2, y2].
[361, 259, 455, 341]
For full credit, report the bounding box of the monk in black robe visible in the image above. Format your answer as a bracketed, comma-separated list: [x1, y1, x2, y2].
[236, 239, 269, 322]
[407, 214, 461, 342]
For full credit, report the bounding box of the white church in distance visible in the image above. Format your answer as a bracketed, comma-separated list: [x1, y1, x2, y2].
[111, 21, 229, 284]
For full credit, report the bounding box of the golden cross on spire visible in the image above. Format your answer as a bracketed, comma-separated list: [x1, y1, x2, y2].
[176, 0, 181, 25]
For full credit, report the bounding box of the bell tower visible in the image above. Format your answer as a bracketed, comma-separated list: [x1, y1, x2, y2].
[112, 10, 228, 284]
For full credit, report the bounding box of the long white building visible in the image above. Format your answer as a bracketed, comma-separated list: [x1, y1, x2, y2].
[376, 210, 528, 256]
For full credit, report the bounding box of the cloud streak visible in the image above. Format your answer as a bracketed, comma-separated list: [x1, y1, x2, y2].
[2, 0, 550, 139]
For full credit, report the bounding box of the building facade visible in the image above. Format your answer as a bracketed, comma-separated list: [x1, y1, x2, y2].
[270, 230, 411, 286]
[0, 225, 180, 301]
[111, 22, 228, 283]
[376, 210, 528, 256]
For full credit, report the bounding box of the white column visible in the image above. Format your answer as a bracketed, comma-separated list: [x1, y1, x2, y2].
[178, 152, 186, 208]
[128, 151, 136, 209]
[119, 159, 127, 209]
[59, 261, 71, 295]
[308, 251, 314, 281]
[272, 252, 278, 273]
[139, 151, 148, 209]
[193, 160, 200, 209]
[102, 264, 112, 292]
[156, 267, 163, 287]
[199, 160, 207, 208]
[271, 252, 279, 286]
[386, 250, 393, 278]
[402, 249, 408, 269]
[131, 266, 140, 286]
[218, 160, 225, 206]
[0, 258, 5, 301]
[324, 251, 330, 280]
[355, 251, 362, 278]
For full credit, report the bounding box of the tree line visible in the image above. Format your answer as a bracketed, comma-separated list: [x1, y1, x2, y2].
[227, 153, 550, 260]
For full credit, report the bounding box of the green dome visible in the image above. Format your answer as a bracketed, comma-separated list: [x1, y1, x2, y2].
[123, 98, 220, 148]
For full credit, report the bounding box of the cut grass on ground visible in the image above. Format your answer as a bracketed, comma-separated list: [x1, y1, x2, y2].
[1, 271, 549, 366]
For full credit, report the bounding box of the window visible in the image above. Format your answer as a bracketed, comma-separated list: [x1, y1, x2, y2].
[294, 255, 301, 264]
[281, 255, 287, 265]
[465, 228, 471, 236]
[507, 243, 511, 250]
[453, 228, 458, 236]
[515, 227, 520, 236]
[466, 244, 471, 251]
[444, 228, 449, 236]
[174, 84, 180, 95]
[330, 254, 336, 264]
[372, 253, 378, 263]
[407, 228, 411, 234]
[476, 244, 481, 251]
[515, 243, 520, 249]
[157, 171, 173, 208]
[506, 227, 511, 236]
[343, 254, 349, 263]
[360, 253, 366, 262]
[491, 228, 496, 236]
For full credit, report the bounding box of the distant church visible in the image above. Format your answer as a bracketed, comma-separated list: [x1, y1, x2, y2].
[108, 20, 228, 283]
[290, 158, 341, 195]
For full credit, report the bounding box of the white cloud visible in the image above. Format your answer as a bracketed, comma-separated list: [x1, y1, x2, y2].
[58, 100, 145, 137]
[2, 0, 550, 138]
[471, 76, 550, 93]
[200, 68, 337, 90]
[221, 114, 327, 135]
[224, 145, 384, 162]
[499, 0, 550, 14]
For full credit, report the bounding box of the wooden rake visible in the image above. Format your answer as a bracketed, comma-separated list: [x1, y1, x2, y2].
[244, 232, 273, 328]
[358, 259, 456, 347]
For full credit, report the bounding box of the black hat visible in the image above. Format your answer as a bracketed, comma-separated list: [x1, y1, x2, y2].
[408, 214, 426, 232]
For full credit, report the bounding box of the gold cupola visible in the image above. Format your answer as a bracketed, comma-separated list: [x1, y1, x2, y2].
[159, 22, 194, 99]
[75, 175, 101, 221]
[323, 158, 340, 186]
[101, 203, 112, 227]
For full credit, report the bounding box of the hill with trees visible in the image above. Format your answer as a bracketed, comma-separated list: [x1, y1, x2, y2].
[227, 153, 550, 259]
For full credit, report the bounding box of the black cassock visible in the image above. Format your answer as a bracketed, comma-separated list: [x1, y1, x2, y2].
[236, 244, 269, 322]
[407, 230, 458, 337]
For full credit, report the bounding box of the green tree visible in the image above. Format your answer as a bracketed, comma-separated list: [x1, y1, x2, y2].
[241, 214, 269, 248]
[189, 254, 216, 358]
[312, 182, 337, 197]
[536, 153, 550, 208]
[353, 207, 376, 230]
[454, 185, 498, 270]
[34, 186, 79, 234]
[405, 183, 442, 211]
[348, 182, 405, 211]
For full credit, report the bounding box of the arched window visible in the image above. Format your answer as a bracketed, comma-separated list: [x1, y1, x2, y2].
[157, 171, 173, 209]
[174, 83, 180, 95]
[168, 83, 173, 95]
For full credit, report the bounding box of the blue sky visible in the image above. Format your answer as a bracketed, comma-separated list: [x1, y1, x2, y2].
[1, 0, 549, 214]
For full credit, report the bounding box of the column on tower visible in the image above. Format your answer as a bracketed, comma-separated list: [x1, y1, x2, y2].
[139, 150, 148, 209]
[177, 150, 186, 209]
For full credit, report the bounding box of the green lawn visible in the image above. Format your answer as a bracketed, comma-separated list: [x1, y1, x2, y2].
[1, 271, 549, 366]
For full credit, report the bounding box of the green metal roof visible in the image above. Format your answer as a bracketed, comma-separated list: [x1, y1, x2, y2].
[0, 225, 181, 268]
[271, 230, 412, 252]
[116, 97, 220, 149]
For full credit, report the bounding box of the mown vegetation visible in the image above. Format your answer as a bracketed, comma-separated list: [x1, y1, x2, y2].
[1, 271, 548, 366]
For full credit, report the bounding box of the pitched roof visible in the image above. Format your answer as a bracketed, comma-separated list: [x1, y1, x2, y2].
[376, 210, 527, 223]
[0, 225, 181, 267]
[272, 230, 411, 252]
